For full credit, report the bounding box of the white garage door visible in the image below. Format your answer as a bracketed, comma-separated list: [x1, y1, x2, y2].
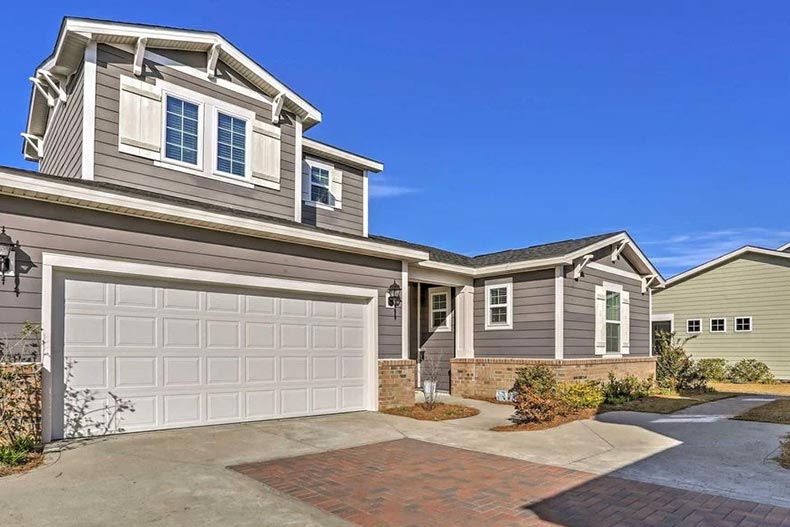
[58, 275, 370, 438]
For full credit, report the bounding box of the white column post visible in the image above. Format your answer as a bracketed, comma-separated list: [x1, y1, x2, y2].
[401, 261, 409, 360]
[293, 116, 303, 223]
[454, 285, 475, 358]
[554, 265, 564, 359]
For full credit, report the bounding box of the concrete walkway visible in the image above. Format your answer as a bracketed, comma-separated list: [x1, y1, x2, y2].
[0, 395, 787, 525]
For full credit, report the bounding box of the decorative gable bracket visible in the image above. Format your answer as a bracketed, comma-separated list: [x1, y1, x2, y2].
[207, 43, 221, 79]
[133, 37, 148, 76]
[20, 133, 43, 158]
[272, 92, 285, 124]
[573, 254, 594, 280]
[611, 240, 628, 262]
[29, 70, 67, 108]
[641, 274, 658, 294]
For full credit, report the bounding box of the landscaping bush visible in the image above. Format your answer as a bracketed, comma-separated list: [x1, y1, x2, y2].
[696, 358, 730, 382]
[557, 381, 605, 412]
[728, 359, 775, 384]
[654, 331, 710, 392]
[511, 365, 566, 423]
[602, 373, 653, 405]
[0, 435, 36, 467]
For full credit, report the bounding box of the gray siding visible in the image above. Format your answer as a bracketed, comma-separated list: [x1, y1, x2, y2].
[473, 270, 555, 358]
[418, 285, 455, 390]
[563, 251, 650, 358]
[40, 63, 84, 179]
[302, 159, 365, 236]
[93, 44, 297, 221]
[0, 195, 402, 359]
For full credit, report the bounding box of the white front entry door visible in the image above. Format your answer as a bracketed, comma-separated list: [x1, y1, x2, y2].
[56, 274, 370, 438]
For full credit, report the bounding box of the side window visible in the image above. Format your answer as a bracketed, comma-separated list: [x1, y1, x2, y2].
[595, 282, 630, 355]
[310, 165, 331, 205]
[216, 112, 247, 177]
[484, 279, 513, 330]
[429, 289, 451, 332]
[303, 158, 343, 210]
[164, 95, 201, 166]
[710, 318, 726, 333]
[686, 319, 701, 334]
[734, 317, 752, 332]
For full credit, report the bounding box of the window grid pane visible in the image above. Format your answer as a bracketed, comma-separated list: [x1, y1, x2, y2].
[735, 318, 751, 331]
[310, 166, 331, 204]
[711, 318, 725, 332]
[605, 291, 620, 321]
[217, 112, 246, 177]
[165, 96, 199, 165]
[606, 322, 620, 353]
[687, 320, 701, 333]
[490, 306, 507, 323]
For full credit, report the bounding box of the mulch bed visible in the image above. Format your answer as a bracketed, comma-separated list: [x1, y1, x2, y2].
[465, 395, 514, 406]
[382, 403, 480, 421]
[491, 408, 598, 432]
[0, 452, 44, 478]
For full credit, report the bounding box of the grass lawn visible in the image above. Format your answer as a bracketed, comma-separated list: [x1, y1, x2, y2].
[600, 391, 735, 414]
[382, 403, 480, 421]
[733, 399, 790, 425]
[711, 382, 790, 396]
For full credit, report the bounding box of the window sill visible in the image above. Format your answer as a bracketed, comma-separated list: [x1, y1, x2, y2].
[304, 200, 336, 212]
[484, 324, 513, 331]
[430, 326, 452, 333]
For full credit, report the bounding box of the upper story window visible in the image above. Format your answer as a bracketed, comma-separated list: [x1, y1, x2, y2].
[735, 316, 752, 332]
[686, 319, 701, 334]
[485, 279, 513, 330]
[216, 112, 247, 177]
[165, 96, 200, 166]
[710, 317, 726, 332]
[310, 165, 331, 205]
[429, 288, 451, 332]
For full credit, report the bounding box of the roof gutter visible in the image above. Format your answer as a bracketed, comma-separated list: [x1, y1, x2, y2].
[0, 170, 429, 263]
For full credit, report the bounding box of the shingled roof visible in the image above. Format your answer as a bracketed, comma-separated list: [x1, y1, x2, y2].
[370, 231, 625, 268]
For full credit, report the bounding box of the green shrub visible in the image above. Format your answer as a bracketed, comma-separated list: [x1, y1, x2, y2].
[602, 373, 653, 405]
[511, 365, 566, 423]
[728, 359, 775, 384]
[696, 358, 730, 381]
[557, 381, 605, 412]
[655, 332, 710, 392]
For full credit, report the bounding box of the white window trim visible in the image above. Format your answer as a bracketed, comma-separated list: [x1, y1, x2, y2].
[686, 318, 702, 334]
[602, 281, 623, 355]
[734, 316, 753, 333]
[211, 106, 253, 181]
[305, 157, 335, 210]
[484, 279, 513, 330]
[710, 317, 727, 333]
[153, 78, 256, 187]
[428, 287, 452, 333]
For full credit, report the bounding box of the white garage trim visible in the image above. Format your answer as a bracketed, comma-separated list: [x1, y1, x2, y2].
[40, 252, 379, 442]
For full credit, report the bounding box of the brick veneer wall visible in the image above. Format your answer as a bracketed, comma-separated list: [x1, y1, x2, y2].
[0, 362, 42, 444]
[378, 359, 416, 409]
[450, 357, 656, 399]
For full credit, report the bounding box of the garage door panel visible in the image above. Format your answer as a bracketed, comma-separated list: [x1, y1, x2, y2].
[60, 275, 371, 438]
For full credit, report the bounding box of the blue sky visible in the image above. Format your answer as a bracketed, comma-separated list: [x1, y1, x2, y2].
[2, 2, 790, 277]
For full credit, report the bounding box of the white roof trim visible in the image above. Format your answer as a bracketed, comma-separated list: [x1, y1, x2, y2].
[778, 241, 790, 252]
[303, 138, 383, 173]
[0, 170, 428, 262]
[665, 245, 790, 286]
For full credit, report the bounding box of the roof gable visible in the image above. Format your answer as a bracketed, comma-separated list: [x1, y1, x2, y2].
[664, 245, 790, 287]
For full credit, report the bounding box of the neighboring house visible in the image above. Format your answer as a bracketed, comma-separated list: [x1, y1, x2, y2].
[2, 17, 663, 442]
[653, 245, 790, 380]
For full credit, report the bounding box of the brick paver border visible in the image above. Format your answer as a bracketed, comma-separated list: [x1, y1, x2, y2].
[232, 439, 790, 527]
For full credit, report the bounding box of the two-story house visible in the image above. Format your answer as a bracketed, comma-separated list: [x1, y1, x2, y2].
[3, 18, 664, 442]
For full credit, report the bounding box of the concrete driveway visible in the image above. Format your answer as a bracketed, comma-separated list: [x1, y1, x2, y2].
[0, 395, 787, 526]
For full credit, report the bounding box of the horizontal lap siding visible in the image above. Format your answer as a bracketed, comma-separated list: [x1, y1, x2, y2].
[0, 196, 402, 359]
[564, 257, 650, 358]
[419, 286, 454, 390]
[473, 270, 555, 358]
[93, 45, 296, 221]
[40, 63, 84, 179]
[653, 254, 790, 378]
[302, 160, 365, 236]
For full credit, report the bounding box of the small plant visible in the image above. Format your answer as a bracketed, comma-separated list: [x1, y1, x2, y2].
[421, 351, 444, 411]
[0, 435, 37, 467]
[0, 322, 43, 446]
[557, 381, 604, 412]
[602, 373, 653, 405]
[728, 359, 775, 384]
[654, 331, 710, 392]
[511, 365, 565, 423]
[696, 358, 730, 382]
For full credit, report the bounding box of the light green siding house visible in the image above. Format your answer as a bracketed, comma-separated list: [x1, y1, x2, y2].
[652, 245, 790, 379]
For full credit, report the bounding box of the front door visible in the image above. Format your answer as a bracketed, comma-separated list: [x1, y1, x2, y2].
[419, 286, 454, 392]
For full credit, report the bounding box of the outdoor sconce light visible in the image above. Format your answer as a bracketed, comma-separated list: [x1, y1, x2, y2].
[0, 226, 19, 292]
[386, 280, 402, 319]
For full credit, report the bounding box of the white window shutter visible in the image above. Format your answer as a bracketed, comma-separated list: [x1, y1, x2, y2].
[594, 285, 606, 355]
[251, 121, 281, 187]
[302, 160, 311, 201]
[621, 291, 630, 355]
[118, 75, 162, 160]
[330, 167, 343, 209]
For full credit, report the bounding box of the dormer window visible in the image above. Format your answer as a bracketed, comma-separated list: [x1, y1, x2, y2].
[303, 157, 341, 210]
[164, 96, 201, 166]
[310, 165, 331, 205]
[216, 112, 247, 177]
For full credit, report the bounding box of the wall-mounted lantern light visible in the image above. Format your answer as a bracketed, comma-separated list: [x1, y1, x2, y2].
[386, 280, 402, 319]
[0, 226, 19, 291]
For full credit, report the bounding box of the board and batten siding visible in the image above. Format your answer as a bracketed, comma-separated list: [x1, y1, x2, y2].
[40, 62, 84, 179]
[564, 250, 650, 358]
[93, 44, 297, 221]
[302, 158, 365, 236]
[653, 253, 790, 378]
[0, 195, 403, 359]
[473, 269, 555, 358]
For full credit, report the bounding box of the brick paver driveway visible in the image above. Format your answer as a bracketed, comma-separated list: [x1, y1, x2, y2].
[234, 438, 790, 527]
